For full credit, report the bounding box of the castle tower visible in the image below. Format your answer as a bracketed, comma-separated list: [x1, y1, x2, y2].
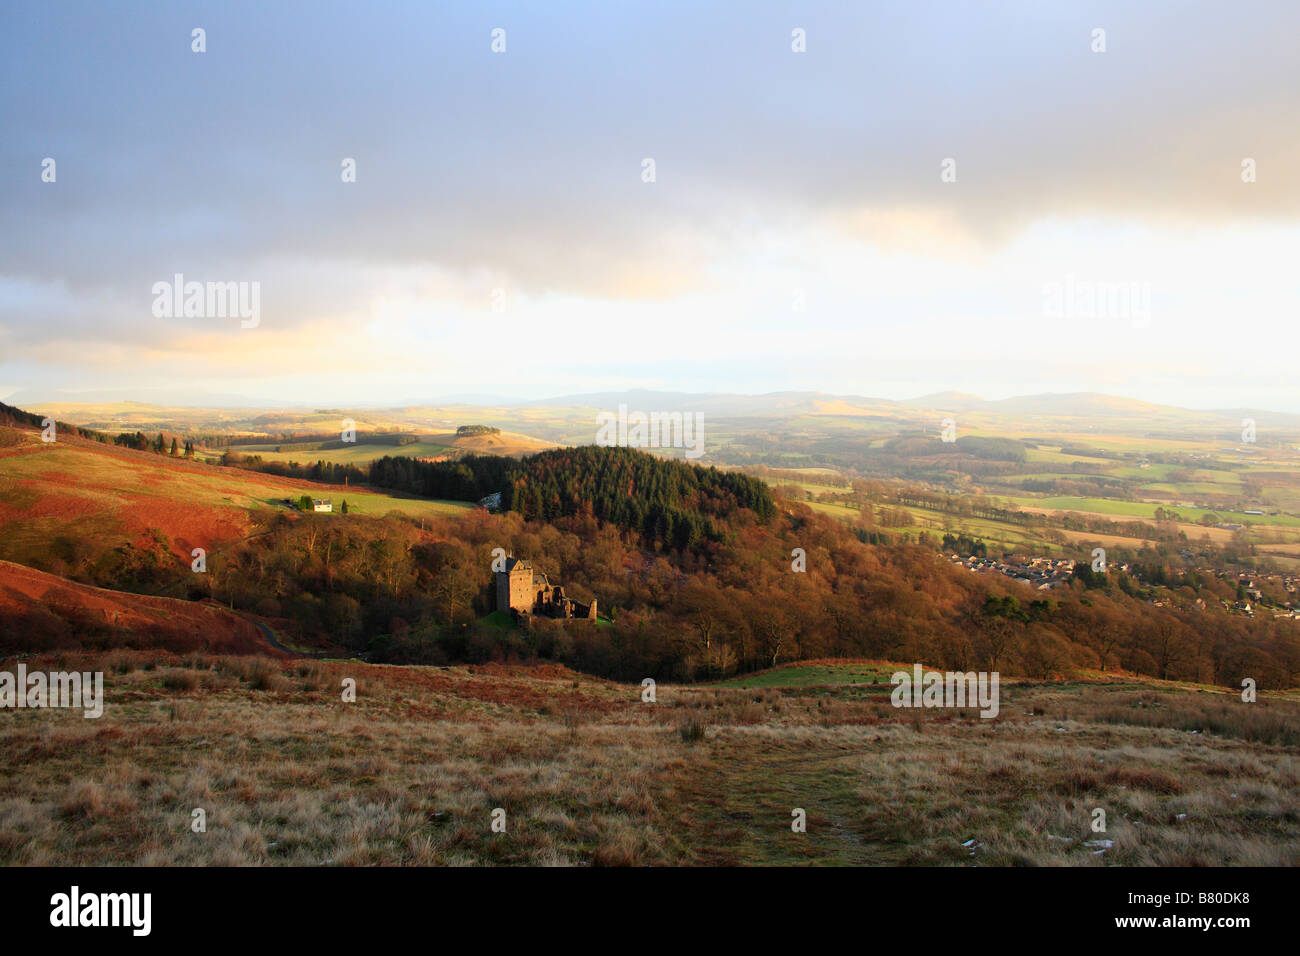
[494, 555, 600, 621]
[496, 557, 538, 614]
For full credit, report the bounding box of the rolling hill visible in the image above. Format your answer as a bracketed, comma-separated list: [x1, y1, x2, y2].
[230, 428, 558, 466]
[0, 559, 281, 655]
[0, 419, 472, 576]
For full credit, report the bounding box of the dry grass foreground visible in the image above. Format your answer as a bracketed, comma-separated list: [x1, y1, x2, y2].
[0, 653, 1297, 866]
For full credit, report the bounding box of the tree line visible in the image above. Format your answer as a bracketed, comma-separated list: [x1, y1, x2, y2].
[369, 446, 777, 551]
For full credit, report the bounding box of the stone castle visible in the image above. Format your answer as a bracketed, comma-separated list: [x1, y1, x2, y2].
[495, 556, 597, 621]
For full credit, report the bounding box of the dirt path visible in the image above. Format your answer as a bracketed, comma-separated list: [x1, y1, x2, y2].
[237, 614, 333, 659]
[658, 733, 898, 865]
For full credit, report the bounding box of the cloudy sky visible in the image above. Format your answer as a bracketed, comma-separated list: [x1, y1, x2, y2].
[2, 1, 1298, 410]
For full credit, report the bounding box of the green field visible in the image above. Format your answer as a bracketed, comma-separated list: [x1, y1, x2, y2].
[715, 662, 904, 688]
[321, 493, 472, 519]
[997, 494, 1300, 528]
[1024, 446, 1114, 466]
[478, 610, 516, 631]
[234, 439, 455, 466]
[785, 469, 1300, 563]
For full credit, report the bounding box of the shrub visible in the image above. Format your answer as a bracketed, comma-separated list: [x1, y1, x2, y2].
[219, 656, 289, 692]
[678, 716, 706, 743]
[161, 668, 203, 691]
[59, 781, 106, 819]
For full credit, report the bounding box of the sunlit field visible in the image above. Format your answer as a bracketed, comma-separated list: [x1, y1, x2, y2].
[2, 654, 1295, 866]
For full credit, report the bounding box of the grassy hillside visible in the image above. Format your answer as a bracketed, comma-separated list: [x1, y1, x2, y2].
[0, 560, 282, 656]
[1, 653, 1294, 866]
[0, 426, 472, 572]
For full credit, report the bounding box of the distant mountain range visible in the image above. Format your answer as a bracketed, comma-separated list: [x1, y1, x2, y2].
[19, 389, 1300, 430]
[532, 389, 1300, 427]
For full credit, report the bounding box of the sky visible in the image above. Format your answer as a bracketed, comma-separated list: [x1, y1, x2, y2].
[2, 0, 1299, 411]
